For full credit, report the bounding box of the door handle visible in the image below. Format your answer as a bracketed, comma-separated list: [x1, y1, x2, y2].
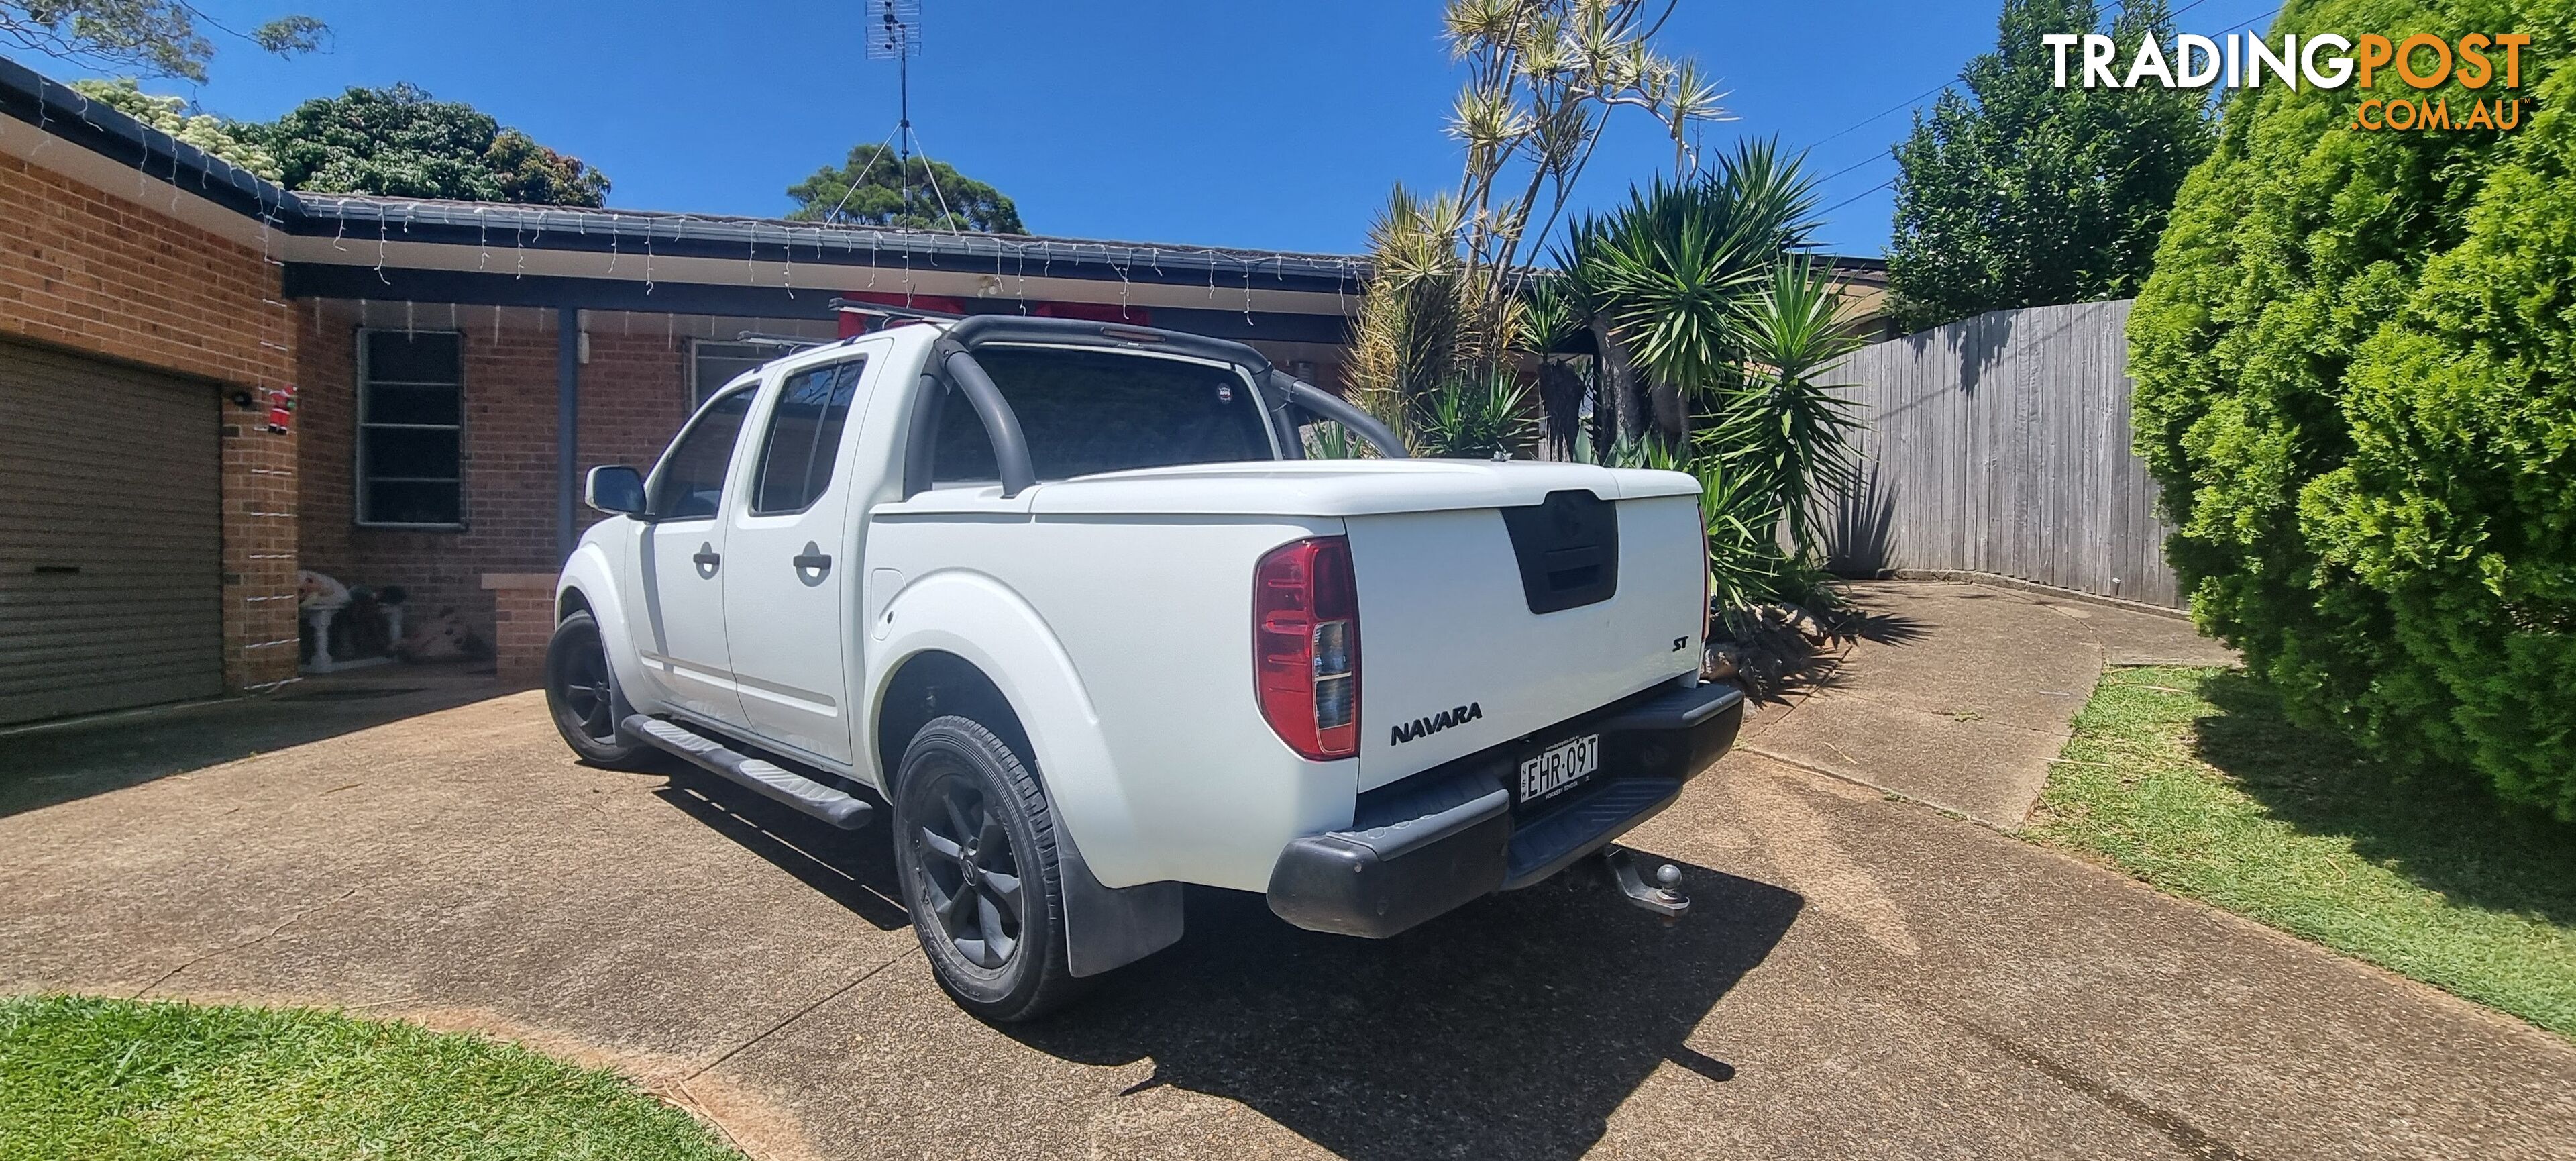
[792, 542, 833, 576]
[692, 542, 721, 573]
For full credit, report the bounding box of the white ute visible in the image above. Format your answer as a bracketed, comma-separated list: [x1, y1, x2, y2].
[547, 313, 1746, 1020]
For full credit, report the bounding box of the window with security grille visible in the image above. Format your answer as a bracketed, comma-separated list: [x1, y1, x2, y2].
[356, 330, 463, 527]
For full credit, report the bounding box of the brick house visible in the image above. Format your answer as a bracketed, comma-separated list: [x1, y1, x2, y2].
[0, 56, 1364, 724]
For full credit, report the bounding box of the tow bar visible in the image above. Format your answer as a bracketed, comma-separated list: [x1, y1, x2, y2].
[1603, 846, 1689, 923]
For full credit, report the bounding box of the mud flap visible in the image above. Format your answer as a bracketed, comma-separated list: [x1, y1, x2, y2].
[1053, 812, 1184, 978]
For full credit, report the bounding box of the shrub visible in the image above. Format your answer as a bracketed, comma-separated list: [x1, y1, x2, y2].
[2129, 0, 2576, 817]
[1409, 368, 1536, 459]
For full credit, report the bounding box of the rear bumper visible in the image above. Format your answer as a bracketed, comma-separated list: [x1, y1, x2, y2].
[1265, 678, 1746, 938]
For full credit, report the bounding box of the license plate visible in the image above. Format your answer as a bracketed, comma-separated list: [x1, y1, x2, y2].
[1519, 734, 1601, 804]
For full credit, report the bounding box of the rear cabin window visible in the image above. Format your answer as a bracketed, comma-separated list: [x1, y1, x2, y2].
[749, 358, 866, 515]
[932, 347, 1273, 483]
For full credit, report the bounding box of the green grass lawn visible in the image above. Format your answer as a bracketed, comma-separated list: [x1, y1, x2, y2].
[0, 995, 743, 1160]
[2027, 666, 2576, 1039]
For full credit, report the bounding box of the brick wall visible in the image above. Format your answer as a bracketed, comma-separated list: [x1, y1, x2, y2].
[298, 306, 691, 649]
[483, 572, 559, 689]
[0, 150, 299, 692]
[284, 307, 1356, 660]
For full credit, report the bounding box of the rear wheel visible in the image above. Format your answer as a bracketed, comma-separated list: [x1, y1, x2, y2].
[892, 715, 1087, 1022]
[544, 611, 648, 769]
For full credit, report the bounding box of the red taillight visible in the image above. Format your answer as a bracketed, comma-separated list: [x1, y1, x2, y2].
[1254, 536, 1360, 760]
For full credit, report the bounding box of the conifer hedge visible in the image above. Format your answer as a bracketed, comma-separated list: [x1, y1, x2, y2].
[2130, 0, 2575, 817]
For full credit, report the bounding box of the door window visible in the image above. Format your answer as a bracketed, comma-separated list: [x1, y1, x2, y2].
[749, 358, 867, 515]
[647, 389, 755, 519]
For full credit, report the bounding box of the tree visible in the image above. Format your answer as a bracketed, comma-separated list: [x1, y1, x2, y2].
[1438, 0, 1723, 344]
[252, 84, 609, 207]
[786, 145, 1023, 233]
[1884, 0, 2210, 334]
[1348, 0, 1722, 438]
[2130, 0, 2576, 817]
[68, 77, 278, 178]
[1, 1, 321, 83]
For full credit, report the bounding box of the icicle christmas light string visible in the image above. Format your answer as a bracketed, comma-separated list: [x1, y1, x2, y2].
[230, 192, 1364, 329]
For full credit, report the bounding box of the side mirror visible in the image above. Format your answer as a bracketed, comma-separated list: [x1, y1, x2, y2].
[585, 464, 647, 516]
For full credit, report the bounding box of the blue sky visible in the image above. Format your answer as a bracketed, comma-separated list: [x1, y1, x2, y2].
[26, 0, 2283, 257]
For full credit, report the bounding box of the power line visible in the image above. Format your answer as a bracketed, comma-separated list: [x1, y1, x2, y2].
[1819, 176, 1895, 217]
[1810, 1, 2283, 225]
[1801, 0, 2249, 176]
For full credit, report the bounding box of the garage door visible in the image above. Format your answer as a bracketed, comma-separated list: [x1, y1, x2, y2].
[0, 339, 224, 725]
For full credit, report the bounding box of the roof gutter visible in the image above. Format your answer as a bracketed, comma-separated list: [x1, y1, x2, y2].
[0, 55, 1365, 296]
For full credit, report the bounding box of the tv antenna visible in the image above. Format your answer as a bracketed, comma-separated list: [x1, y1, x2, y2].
[867, 0, 922, 161]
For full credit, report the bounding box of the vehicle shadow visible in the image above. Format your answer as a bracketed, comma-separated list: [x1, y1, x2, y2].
[652, 750, 1805, 1156]
[0, 666, 501, 818]
[2187, 668, 2576, 929]
[649, 765, 914, 932]
[1009, 864, 1805, 1160]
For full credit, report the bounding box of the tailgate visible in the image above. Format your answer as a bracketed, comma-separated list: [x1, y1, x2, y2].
[1343, 488, 1706, 791]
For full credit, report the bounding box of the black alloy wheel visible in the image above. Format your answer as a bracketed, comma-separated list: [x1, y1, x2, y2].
[912, 772, 1025, 968]
[560, 642, 614, 742]
[892, 715, 1087, 1021]
[544, 611, 648, 768]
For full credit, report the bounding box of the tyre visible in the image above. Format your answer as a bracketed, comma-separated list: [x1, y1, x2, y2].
[543, 610, 649, 769]
[892, 715, 1088, 1022]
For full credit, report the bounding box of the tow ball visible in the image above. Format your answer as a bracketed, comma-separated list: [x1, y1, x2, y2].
[1602, 846, 1688, 923]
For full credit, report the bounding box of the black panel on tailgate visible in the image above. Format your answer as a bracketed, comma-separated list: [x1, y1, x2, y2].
[1499, 489, 1620, 613]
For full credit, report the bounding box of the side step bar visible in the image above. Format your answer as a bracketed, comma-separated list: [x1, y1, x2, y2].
[621, 714, 875, 830]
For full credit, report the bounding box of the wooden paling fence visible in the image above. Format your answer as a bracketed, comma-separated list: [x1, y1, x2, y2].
[1815, 298, 2182, 609]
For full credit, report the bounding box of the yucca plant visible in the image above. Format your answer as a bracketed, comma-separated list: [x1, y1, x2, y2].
[1712, 254, 1867, 557]
[1515, 274, 1593, 458]
[1513, 273, 1587, 356]
[1303, 420, 1360, 460]
[1349, 185, 1477, 440]
[1411, 368, 1536, 460]
[1556, 140, 1826, 450]
[1695, 454, 1790, 613]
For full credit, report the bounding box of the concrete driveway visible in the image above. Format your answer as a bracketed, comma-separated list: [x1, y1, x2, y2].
[2, 583, 2569, 1160]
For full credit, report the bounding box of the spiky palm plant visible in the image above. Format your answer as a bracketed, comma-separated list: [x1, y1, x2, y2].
[1303, 421, 1360, 460]
[1713, 254, 1867, 557]
[1513, 274, 1591, 458]
[1556, 139, 1825, 450]
[1350, 185, 1479, 441]
[1411, 368, 1536, 460]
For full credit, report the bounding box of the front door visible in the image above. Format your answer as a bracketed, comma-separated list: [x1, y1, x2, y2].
[721, 352, 877, 765]
[633, 385, 757, 726]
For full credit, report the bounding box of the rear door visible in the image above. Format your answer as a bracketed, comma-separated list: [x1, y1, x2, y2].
[720, 348, 881, 766]
[631, 385, 757, 726]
